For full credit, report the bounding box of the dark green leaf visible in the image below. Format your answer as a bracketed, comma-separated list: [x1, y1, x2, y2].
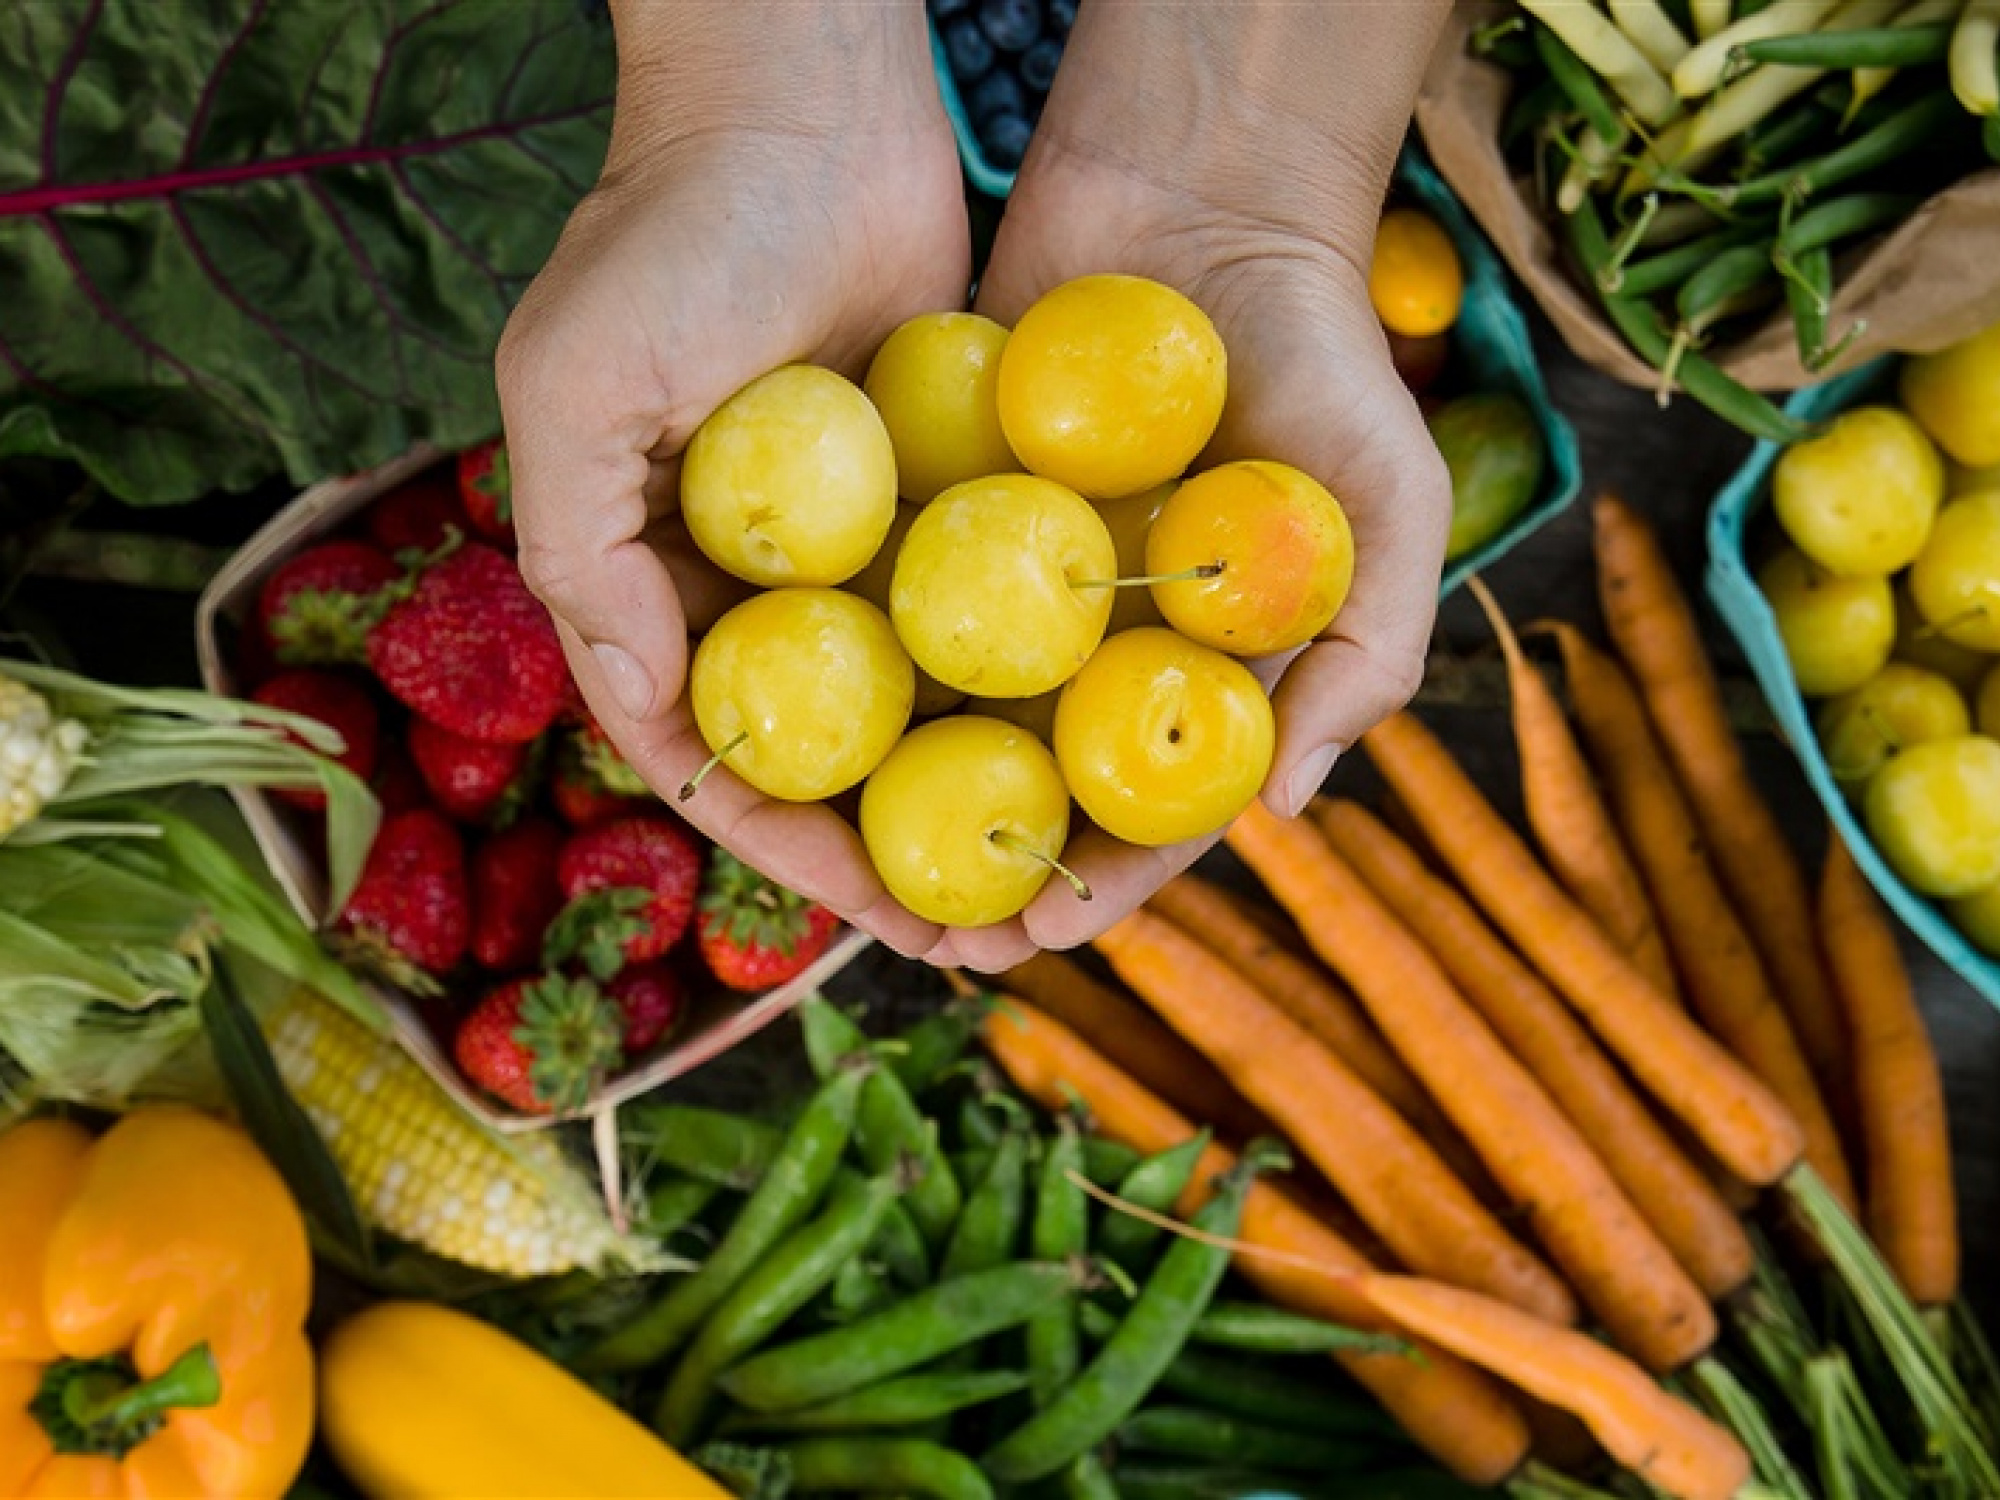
[199, 957, 373, 1268]
[0, 0, 615, 505]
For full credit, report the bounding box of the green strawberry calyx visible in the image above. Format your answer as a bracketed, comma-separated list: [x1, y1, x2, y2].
[577, 725, 651, 798]
[514, 971, 626, 1113]
[699, 850, 817, 957]
[542, 887, 653, 981]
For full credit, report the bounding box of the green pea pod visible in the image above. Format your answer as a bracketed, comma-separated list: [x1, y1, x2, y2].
[958, 1093, 1005, 1151]
[635, 1104, 781, 1189]
[868, 1193, 933, 1289]
[1116, 1404, 1396, 1474]
[639, 1174, 723, 1237]
[1062, 1452, 1121, 1500]
[1183, 1301, 1408, 1358]
[980, 1150, 1273, 1483]
[1152, 1343, 1411, 1445]
[825, 1256, 895, 1322]
[802, 997, 964, 1252]
[1430, 394, 1548, 563]
[719, 1261, 1087, 1413]
[1097, 1131, 1211, 1278]
[581, 1066, 868, 1372]
[891, 1001, 983, 1096]
[782, 1437, 996, 1500]
[1116, 1464, 1490, 1500]
[721, 1370, 1032, 1434]
[1027, 1125, 1089, 1408]
[1081, 1137, 1143, 1189]
[941, 1128, 1029, 1280]
[652, 1170, 902, 1445]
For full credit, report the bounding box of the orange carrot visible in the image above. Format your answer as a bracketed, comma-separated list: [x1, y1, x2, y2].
[1593, 494, 1850, 1109]
[1819, 835, 1959, 1306]
[1227, 802, 1717, 1374]
[1362, 1277, 1751, 1500]
[1467, 575, 1680, 1002]
[1361, 711, 1804, 1186]
[1091, 910, 1579, 1327]
[1313, 797, 1756, 1303]
[1545, 626, 1857, 1212]
[979, 998, 1534, 1487]
[999, 951, 1271, 1145]
[1147, 875, 1449, 1139]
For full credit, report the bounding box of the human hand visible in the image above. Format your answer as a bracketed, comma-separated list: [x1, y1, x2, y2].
[496, 1, 969, 959]
[933, 0, 1456, 971]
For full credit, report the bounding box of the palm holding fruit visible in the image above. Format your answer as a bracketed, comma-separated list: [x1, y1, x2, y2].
[676, 272, 1363, 934]
[1758, 316, 2000, 956]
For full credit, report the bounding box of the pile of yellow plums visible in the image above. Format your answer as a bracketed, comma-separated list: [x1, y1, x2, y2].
[675, 273, 1355, 928]
[1758, 316, 2000, 955]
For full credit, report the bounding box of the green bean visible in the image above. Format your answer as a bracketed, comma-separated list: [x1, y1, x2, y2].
[1609, 223, 1769, 297]
[1741, 22, 1952, 67]
[940, 1128, 1028, 1280]
[1674, 243, 1775, 330]
[782, 1437, 995, 1500]
[1151, 1343, 1411, 1445]
[1785, 244, 1833, 370]
[721, 1370, 1031, 1433]
[1182, 1301, 1408, 1358]
[1027, 1124, 1089, 1408]
[1774, 190, 1916, 261]
[802, 998, 964, 1252]
[1117, 1405, 1395, 1474]
[652, 1171, 902, 1444]
[1062, 1452, 1121, 1500]
[1737, 94, 1837, 177]
[1503, 77, 1571, 151]
[980, 1152, 1269, 1483]
[892, 1001, 981, 1096]
[1081, 1137, 1142, 1188]
[1987, 111, 2000, 161]
[1566, 194, 1816, 442]
[581, 1067, 867, 1372]
[634, 1104, 779, 1189]
[638, 1174, 723, 1237]
[1727, 90, 1963, 206]
[1097, 1131, 1210, 1278]
[1116, 1464, 1491, 1500]
[720, 1261, 1087, 1413]
[1534, 21, 1627, 145]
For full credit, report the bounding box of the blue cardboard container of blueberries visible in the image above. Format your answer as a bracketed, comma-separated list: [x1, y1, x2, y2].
[925, 0, 1581, 596]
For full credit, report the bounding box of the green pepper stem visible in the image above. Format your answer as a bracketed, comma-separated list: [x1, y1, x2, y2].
[678, 731, 749, 802]
[62, 1344, 220, 1436]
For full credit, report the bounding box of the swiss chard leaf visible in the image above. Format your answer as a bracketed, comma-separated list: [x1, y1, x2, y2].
[0, 0, 615, 505]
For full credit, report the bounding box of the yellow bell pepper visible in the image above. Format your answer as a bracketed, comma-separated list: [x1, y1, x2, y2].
[320, 1302, 730, 1499]
[0, 1108, 314, 1500]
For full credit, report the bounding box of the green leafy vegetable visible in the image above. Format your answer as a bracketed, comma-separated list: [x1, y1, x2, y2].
[0, 0, 614, 506]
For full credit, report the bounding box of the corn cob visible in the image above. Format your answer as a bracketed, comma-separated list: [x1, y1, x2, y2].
[0, 672, 88, 840]
[265, 987, 669, 1277]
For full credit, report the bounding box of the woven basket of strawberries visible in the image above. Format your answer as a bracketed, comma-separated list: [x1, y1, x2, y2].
[195, 443, 870, 1132]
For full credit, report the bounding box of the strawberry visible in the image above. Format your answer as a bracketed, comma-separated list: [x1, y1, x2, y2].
[469, 818, 566, 972]
[548, 815, 702, 968]
[551, 716, 653, 827]
[336, 808, 470, 988]
[457, 440, 515, 544]
[453, 971, 625, 1115]
[366, 543, 568, 744]
[695, 849, 840, 992]
[365, 470, 468, 557]
[368, 740, 429, 816]
[408, 715, 532, 823]
[250, 669, 379, 810]
[607, 962, 684, 1053]
[256, 540, 398, 667]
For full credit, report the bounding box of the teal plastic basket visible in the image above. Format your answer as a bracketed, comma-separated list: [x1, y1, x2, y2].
[1706, 361, 2000, 1009]
[930, 30, 1580, 596]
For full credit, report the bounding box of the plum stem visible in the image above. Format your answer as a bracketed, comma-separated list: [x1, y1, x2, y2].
[1071, 562, 1224, 590]
[677, 731, 749, 802]
[987, 829, 1092, 901]
[1910, 604, 1990, 642]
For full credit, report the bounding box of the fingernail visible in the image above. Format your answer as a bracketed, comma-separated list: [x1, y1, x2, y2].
[1284, 743, 1343, 816]
[593, 643, 656, 720]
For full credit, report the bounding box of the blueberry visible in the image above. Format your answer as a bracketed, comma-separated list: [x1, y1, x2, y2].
[1044, 0, 1077, 36]
[940, 17, 994, 82]
[929, 0, 974, 17]
[1018, 37, 1063, 93]
[965, 69, 1026, 126]
[981, 110, 1034, 170]
[978, 0, 1041, 52]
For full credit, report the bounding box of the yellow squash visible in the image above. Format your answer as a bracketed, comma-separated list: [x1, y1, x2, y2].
[320, 1301, 729, 1499]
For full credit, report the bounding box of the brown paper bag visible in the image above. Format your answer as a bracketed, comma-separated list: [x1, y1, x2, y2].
[1414, 1, 2000, 392]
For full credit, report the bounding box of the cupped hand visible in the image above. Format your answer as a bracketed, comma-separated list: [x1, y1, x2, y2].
[931, 3, 1454, 973]
[496, 4, 969, 959]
